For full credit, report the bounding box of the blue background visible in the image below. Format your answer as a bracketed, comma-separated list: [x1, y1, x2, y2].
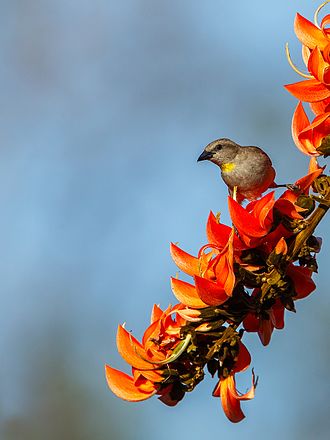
[0, 1, 329, 439]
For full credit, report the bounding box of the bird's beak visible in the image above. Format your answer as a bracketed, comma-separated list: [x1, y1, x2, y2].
[197, 150, 213, 162]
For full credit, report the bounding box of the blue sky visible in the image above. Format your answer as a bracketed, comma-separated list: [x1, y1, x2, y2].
[0, 1, 329, 439]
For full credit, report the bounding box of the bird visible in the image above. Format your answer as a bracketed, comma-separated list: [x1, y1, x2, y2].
[197, 138, 276, 202]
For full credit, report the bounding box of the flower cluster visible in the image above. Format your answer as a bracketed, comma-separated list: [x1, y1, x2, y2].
[285, 1, 330, 156]
[106, 3, 330, 423]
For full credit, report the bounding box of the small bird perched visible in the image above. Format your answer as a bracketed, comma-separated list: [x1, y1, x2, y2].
[197, 138, 276, 201]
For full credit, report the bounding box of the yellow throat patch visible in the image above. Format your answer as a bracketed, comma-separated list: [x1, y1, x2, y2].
[221, 162, 236, 173]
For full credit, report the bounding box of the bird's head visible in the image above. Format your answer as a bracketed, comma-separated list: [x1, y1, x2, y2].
[197, 138, 239, 166]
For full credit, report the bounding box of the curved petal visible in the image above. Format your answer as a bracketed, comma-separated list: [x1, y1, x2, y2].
[233, 341, 251, 373]
[228, 197, 269, 238]
[150, 304, 163, 324]
[243, 313, 259, 332]
[206, 212, 231, 247]
[274, 198, 304, 220]
[206, 211, 246, 250]
[287, 265, 316, 299]
[294, 167, 324, 192]
[307, 47, 330, 83]
[213, 241, 235, 296]
[258, 318, 274, 346]
[310, 97, 330, 114]
[294, 13, 328, 50]
[170, 277, 208, 308]
[321, 14, 330, 29]
[299, 112, 330, 148]
[170, 243, 200, 276]
[285, 79, 330, 102]
[270, 300, 285, 330]
[274, 237, 288, 255]
[142, 319, 161, 347]
[219, 373, 255, 423]
[194, 275, 228, 306]
[308, 156, 323, 173]
[246, 191, 275, 229]
[132, 369, 162, 390]
[105, 365, 157, 401]
[132, 366, 163, 383]
[262, 224, 295, 252]
[116, 325, 153, 370]
[291, 102, 315, 155]
[220, 376, 246, 423]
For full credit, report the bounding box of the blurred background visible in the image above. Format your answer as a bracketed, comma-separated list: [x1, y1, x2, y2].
[0, 0, 329, 439]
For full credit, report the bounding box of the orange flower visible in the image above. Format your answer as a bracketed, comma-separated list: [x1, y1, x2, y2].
[170, 229, 236, 307]
[291, 101, 330, 155]
[228, 191, 275, 247]
[105, 304, 187, 405]
[213, 342, 256, 423]
[285, 5, 330, 102]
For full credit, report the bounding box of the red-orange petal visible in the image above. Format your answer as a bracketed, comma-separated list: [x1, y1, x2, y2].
[170, 277, 208, 308]
[228, 197, 269, 238]
[294, 167, 324, 192]
[105, 365, 157, 401]
[116, 325, 153, 370]
[213, 248, 235, 296]
[194, 275, 228, 306]
[299, 112, 330, 152]
[321, 14, 330, 30]
[246, 191, 275, 229]
[132, 366, 163, 383]
[287, 264, 316, 299]
[294, 13, 328, 50]
[142, 319, 161, 347]
[308, 156, 321, 173]
[219, 376, 245, 423]
[308, 47, 329, 83]
[274, 198, 304, 220]
[270, 301, 285, 330]
[310, 97, 330, 114]
[285, 80, 330, 102]
[292, 101, 315, 155]
[150, 304, 163, 324]
[258, 318, 274, 346]
[206, 211, 246, 250]
[233, 341, 251, 373]
[170, 243, 200, 276]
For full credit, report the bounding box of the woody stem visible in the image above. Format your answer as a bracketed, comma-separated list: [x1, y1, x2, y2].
[289, 193, 330, 261]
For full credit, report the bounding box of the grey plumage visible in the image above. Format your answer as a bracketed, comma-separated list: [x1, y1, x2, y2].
[198, 138, 276, 201]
